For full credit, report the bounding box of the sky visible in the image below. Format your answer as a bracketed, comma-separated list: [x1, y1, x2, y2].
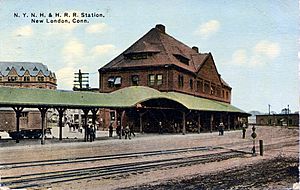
[0, 0, 298, 113]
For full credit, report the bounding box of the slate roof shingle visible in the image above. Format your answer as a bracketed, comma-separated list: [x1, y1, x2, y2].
[0, 62, 55, 77]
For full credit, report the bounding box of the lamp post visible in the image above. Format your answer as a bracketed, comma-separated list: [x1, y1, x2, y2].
[268, 104, 271, 126]
[251, 125, 257, 155]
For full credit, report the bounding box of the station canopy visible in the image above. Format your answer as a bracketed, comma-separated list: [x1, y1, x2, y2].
[0, 86, 247, 114]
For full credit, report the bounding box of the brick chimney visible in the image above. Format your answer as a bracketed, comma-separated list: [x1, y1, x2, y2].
[192, 46, 199, 53]
[155, 24, 165, 33]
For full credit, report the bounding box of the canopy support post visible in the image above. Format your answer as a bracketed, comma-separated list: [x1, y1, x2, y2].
[197, 113, 201, 134]
[227, 113, 231, 131]
[210, 113, 214, 133]
[56, 108, 66, 141]
[13, 106, 24, 143]
[91, 108, 99, 140]
[182, 111, 186, 135]
[139, 113, 143, 133]
[82, 108, 90, 142]
[38, 107, 48, 145]
[234, 115, 237, 130]
[138, 111, 148, 133]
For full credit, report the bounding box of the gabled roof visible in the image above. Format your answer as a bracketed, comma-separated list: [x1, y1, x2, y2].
[100, 24, 209, 73]
[0, 62, 55, 77]
[221, 78, 231, 88]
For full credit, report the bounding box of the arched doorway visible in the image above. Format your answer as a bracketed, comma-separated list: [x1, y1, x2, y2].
[125, 98, 187, 133]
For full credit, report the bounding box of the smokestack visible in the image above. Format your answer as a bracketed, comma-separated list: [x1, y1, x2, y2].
[155, 24, 165, 33]
[192, 46, 199, 53]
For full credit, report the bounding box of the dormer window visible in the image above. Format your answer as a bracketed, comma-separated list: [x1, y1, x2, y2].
[24, 76, 30, 81]
[124, 52, 158, 60]
[20, 66, 25, 71]
[6, 67, 10, 71]
[8, 76, 18, 82]
[33, 67, 38, 71]
[131, 52, 147, 60]
[38, 76, 44, 82]
[173, 54, 189, 65]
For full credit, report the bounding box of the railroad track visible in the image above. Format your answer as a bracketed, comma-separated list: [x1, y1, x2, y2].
[1, 150, 247, 189]
[220, 139, 299, 154]
[0, 146, 222, 169]
[1, 139, 297, 189]
[219, 136, 297, 149]
[2, 137, 294, 170]
[263, 139, 299, 151]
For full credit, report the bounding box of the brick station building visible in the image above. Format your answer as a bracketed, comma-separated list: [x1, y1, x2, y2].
[99, 24, 231, 103]
[98, 24, 248, 133]
[0, 62, 57, 133]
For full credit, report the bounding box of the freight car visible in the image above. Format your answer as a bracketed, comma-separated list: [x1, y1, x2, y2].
[0, 109, 51, 139]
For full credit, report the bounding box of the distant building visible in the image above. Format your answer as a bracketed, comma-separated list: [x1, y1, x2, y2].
[256, 114, 299, 126]
[0, 62, 57, 132]
[0, 62, 57, 89]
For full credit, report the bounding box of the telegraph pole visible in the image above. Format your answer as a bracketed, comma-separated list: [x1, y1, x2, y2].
[73, 69, 89, 91]
[73, 69, 90, 131]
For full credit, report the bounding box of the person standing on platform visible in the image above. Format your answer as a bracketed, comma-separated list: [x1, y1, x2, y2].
[242, 123, 247, 139]
[217, 123, 221, 135]
[116, 122, 121, 138]
[129, 123, 135, 137]
[219, 122, 224, 135]
[159, 122, 163, 134]
[109, 123, 113, 137]
[124, 125, 131, 140]
[90, 126, 94, 142]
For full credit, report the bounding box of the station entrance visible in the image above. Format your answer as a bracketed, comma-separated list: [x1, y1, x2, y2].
[116, 98, 248, 135]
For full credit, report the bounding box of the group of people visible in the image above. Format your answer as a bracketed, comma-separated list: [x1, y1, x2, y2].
[87, 121, 248, 141]
[109, 122, 135, 140]
[217, 122, 248, 138]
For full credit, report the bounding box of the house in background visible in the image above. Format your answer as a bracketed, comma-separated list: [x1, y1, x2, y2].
[256, 113, 299, 127]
